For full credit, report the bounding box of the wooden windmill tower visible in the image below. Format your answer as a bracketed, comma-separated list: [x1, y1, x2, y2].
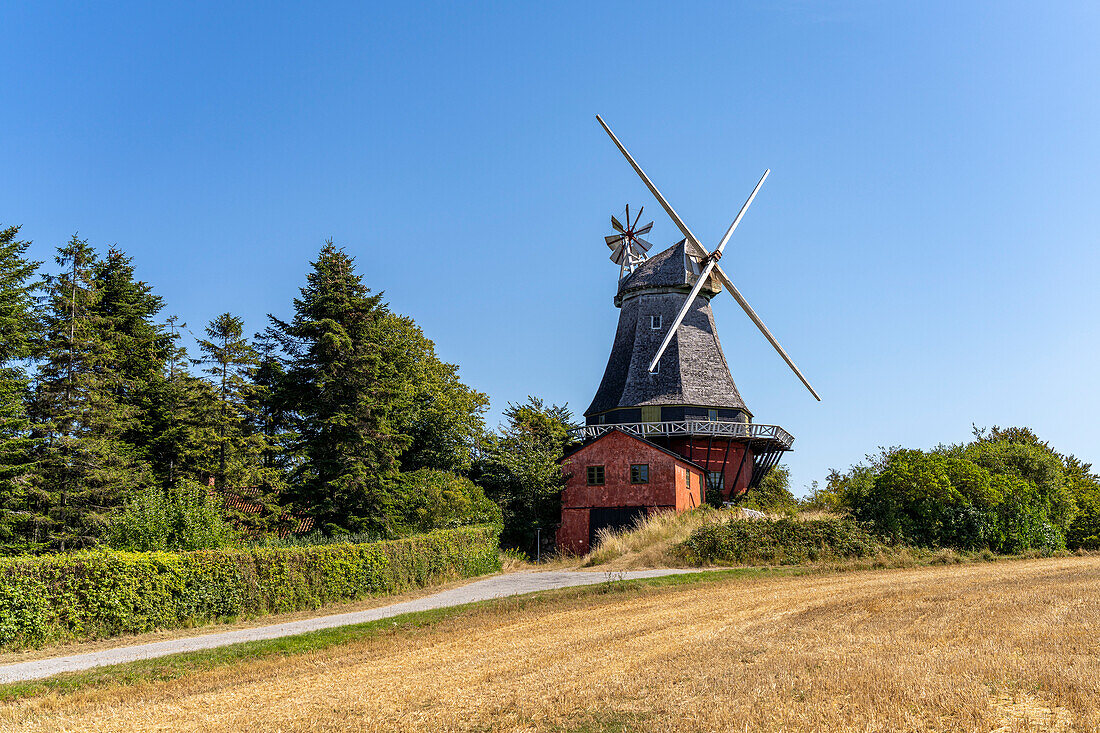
[557, 116, 819, 554]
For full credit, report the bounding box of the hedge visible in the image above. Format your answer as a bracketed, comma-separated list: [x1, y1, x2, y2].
[0, 525, 500, 650]
[677, 517, 880, 566]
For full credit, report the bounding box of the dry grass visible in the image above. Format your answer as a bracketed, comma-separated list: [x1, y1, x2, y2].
[584, 506, 832, 569]
[5, 556, 1098, 732]
[583, 507, 718, 568]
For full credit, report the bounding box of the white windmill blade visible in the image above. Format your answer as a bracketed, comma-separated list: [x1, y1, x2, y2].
[648, 257, 719, 372]
[718, 275, 821, 401]
[646, 170, 771, 373]
[609, 244, 627, 264]
[634, 236, 653, 252]
[596, 115, 707, 252]
[634, 221, 654, 237]
[611, 215, 625, 232]
[605, 234, 624, 248]
[711, 170, 769, 258]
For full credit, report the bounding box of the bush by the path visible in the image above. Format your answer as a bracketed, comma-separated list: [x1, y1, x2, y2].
[0, 525, 500, 650]
[677, 517, 880, 566]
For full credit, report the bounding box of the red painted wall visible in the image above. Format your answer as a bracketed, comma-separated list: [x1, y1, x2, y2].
[667, 438, 754, 500]
[557, 430, 703, 554]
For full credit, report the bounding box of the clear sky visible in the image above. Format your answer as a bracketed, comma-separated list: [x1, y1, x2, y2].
[3, 2, 1099, 494]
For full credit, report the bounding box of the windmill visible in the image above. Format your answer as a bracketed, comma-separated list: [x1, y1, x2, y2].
[606, 205, 654, 279]
[595, 115, 820, 401]
[557, 118, 821, 552]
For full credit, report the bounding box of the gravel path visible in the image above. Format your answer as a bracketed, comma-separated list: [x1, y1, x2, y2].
[0, 569, 697, 684]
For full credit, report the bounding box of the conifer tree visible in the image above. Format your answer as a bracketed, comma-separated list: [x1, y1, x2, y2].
[270, 241, 408, 535]
[0, 225, 42, 552]
[142, 316, 215, 489]
[198, 313, 256, 488]
[27, 236, 153, 549]
[197, 313, 282, 530]
[90, 248, 172, 472]
[249, 327, 297, 487]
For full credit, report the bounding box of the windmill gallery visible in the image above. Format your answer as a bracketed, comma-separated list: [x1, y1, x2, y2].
[556, 117, 820, 554]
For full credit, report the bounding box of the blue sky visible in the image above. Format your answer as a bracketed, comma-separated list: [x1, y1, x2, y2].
[3, 2, 1099, 493]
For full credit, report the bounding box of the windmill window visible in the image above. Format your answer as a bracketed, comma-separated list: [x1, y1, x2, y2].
[707, 472, 725, 492]
[707, 409, 718, 421]
[587, 466, 605, 486]
[630, 464, 649, 484]
[650, 315, 662, 329]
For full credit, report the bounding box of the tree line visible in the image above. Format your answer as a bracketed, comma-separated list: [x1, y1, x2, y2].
[0, 224, 573, 555]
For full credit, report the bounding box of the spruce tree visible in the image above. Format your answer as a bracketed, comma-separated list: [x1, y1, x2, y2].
[142, 316, 215, 489]
[249, 327, 296, 489]
[198, 313, 255, 489]
[197, 313, 281, 530]
[90, 248, 172, 474]
[0, 225, 42, 552]
[27, 236, 153, 550]
[271, 241, 408, 535]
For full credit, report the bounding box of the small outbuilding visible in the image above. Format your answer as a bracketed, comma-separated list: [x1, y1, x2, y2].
[557, 428, 704, 554]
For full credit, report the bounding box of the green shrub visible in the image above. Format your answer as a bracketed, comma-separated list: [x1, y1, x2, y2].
[393, 469, 502, 534]
[107, 481, 236, 552]
[676, 517, 880, 566]
[826, 428, 1100, 552]
[0, 525, 500, 650]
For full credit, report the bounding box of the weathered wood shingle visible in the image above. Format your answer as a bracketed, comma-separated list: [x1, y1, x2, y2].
[585, 240, 748, 418]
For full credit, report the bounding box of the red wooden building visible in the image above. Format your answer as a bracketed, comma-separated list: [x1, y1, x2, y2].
[557, 429, 705, 554]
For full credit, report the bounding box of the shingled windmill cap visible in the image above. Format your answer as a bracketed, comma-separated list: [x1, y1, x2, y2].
[616, 238, 722, 305]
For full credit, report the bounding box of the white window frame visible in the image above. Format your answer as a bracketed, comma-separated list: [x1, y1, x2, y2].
[650, 314, 662, 329]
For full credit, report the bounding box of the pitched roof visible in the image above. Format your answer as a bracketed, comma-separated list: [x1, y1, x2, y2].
[562, 428, 708, 471]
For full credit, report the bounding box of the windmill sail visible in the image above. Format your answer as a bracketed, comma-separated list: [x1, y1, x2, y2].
[595, 114, 820, 401]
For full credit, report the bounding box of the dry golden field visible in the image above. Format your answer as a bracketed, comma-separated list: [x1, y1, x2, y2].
[4, 556, 1099, 732]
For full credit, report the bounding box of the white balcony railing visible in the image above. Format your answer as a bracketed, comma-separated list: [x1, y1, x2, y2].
[569, 420, 794, 449]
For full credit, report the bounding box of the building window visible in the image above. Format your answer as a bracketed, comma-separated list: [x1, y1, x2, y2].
[640, 406, 660, 423]
[650, 314, 662, 329]
[706, 471, 725, 493]
[587, 465, 605, 486]
[707, 409, 717, 421]
[630, 464, 649, 484]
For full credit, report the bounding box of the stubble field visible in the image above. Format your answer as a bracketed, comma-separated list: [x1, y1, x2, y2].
[4, 556, 1098, 732]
